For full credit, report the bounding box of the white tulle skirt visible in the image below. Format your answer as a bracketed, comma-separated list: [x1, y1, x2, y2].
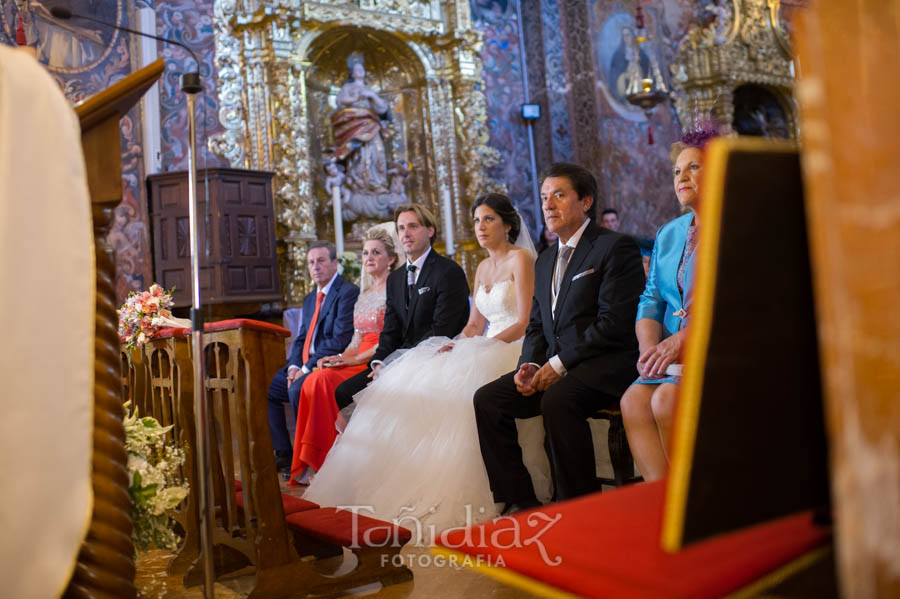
[303, 335, 552, 539]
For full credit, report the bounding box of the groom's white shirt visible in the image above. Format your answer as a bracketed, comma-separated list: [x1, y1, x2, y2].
[406, 246, 432, 284]
[370, 246, 432, 370]
[544, 216, 591, 377]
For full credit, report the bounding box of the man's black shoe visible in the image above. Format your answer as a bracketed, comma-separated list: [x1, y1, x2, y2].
[500, 500, 541, 516]
[274, 450, 291, 475]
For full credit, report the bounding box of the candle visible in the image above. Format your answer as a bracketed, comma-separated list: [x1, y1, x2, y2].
[332, 184, 344, 255]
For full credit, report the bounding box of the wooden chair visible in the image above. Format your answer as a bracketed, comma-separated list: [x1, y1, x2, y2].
[180, 318, 413, 598]
[64, 59, 164, 599]
[590, 408, 641, 487]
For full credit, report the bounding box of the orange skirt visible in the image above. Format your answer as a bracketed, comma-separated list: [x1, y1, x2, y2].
[288, 333, 378, 483]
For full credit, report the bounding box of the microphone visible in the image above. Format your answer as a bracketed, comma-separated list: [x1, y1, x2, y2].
[49, 6, 202, 94]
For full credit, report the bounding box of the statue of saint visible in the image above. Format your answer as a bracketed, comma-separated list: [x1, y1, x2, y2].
[333, 52, 390, 194]
[328, 52, 406, 221]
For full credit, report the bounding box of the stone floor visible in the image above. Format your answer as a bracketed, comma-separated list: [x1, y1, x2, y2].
[135, 543, 538, 599]
[133, 420, 620, 598]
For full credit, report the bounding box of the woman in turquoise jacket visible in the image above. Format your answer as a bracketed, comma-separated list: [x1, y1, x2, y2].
[620, 129, 712, 482]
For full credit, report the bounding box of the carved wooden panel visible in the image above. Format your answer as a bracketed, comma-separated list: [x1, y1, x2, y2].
[148, 168, 282, 309]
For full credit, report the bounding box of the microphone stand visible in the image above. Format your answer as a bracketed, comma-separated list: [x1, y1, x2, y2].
[183, 73, 216, 599]
[51, 8, 216, 598]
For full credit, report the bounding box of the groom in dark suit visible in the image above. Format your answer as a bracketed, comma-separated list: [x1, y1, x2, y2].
[334, 203, 470, 409]
[474, 163, 645, 511]
[269, 241, 359, 472]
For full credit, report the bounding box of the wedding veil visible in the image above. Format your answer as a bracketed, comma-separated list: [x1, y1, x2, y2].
[513, 210, 538, 259]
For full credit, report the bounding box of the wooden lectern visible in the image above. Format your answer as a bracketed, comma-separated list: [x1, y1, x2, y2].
[65, 59, 163, 599]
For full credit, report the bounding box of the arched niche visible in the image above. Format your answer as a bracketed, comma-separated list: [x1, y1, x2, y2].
[301, 27, 437, 241]
[210, 1, 500, 304]
[731, 84, 793, 139]
[670, 0, 797, 139]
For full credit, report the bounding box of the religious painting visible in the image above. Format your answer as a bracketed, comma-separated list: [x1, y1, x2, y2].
[1, 0, 123, 73]
[469, 0, 511, 24]
[469, 0, 536, 240]
[592, 7, 666, 122]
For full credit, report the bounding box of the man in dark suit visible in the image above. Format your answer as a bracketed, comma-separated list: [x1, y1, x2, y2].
[334, 203, 470, 408]
[269, 241, 359, 473]
[474, 163, 645, 512]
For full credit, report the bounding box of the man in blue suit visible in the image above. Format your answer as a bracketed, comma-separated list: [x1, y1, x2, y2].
[268, 241, 359, 474]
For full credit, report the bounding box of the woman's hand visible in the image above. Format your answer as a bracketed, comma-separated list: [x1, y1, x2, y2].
[317, 355, 338, 369]
[437, 343, 455, 354]
[317, 353, 358, 369]
[637, 331, 685, 379]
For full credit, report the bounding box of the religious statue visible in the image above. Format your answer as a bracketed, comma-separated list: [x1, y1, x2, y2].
[704, 0, 731, 44]
[328, 52, 407, 221]
[620, 27, 643, 98]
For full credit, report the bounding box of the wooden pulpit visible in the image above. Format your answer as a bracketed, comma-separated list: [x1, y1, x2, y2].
[65, 59, 164, 599]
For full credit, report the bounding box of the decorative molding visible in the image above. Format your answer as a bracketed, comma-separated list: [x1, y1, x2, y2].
[211, 0, 500, 303]
[302, 1, 445, 35]
[670, 0, 797, 137]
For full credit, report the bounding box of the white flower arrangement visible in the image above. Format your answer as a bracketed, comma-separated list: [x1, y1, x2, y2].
[124, 402, 190, 553]
[337, 250, 361, 284]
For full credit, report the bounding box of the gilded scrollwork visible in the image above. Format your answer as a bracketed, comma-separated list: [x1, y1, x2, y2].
[211, 0, 501, 303]
[209, 0, 247, 167]
[670, 0, 796, 137]
[301, 1, 445, 35]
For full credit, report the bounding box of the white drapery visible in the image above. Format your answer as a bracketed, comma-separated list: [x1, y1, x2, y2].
[0, 45, 95, 598]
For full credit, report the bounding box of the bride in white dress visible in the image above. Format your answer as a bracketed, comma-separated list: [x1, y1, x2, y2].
[304, 194, 551, 537]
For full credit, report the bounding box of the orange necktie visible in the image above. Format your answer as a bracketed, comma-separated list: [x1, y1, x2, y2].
[301, 291, 325, 364]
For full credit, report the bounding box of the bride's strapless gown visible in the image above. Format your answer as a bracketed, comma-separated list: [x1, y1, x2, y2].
[303, 280, 551, 537]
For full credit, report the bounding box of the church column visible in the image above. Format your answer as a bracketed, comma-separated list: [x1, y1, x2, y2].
[558, 0, 602, 170]
[444, 27, 504, 278]
[230, 13, 317, 305]
[265, 18, 317, 305]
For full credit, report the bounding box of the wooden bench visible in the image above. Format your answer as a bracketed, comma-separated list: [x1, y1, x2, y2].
[120, 346, 149, 416]
[178, 318, 413, 597]
[142, 327, 200, 576]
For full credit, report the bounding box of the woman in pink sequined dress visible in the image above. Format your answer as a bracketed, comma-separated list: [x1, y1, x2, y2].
[288, 227, 400, 484]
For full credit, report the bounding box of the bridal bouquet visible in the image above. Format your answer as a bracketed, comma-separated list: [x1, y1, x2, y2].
[118, 284, 184, 350]
[124, 402, 189, 552]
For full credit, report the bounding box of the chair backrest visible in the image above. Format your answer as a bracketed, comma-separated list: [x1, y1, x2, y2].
[283, 307, 303, 358]
[202, 323, 297, 570]
[662, 138, 830, 550]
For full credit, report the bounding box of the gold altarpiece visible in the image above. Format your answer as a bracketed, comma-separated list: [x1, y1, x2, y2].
[210, 0, 503, 304]
[670, 0, 797, 139]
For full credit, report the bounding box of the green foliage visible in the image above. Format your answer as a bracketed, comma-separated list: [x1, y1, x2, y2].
[124, 402, 190, 553]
